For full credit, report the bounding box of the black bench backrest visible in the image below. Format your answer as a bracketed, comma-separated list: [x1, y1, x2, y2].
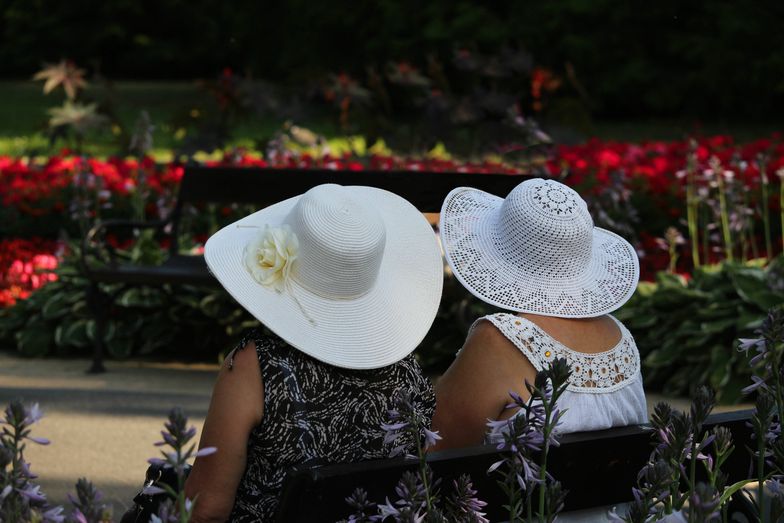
[170, 166, 527, 254]
[275, 409, 754, 522]
[176, 166, 526, 210]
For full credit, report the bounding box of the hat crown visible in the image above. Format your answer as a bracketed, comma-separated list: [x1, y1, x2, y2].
[497, 179, 593, 279]
[286, 184, 386, 298]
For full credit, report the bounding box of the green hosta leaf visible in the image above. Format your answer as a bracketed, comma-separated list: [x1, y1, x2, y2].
[85, 319, 116, 343]
[662, 366, 695, 396]
[138, 319, 176, 354]
[719, 374, 751, 403]
[130, 229, 166, 265]
[70, 300, 89, 318]
[55, 320, 90, 348]
[199, 294, 223, 318]
[635, 281, 658, 298]
[108, 336, 135, 358]
[655, 271, 688, 288]
[708, 345, 733, 389]
[42, 293, 74, 320]
[729, 266, 783, 310]
[649, 286, 709, 308]
[695, 302, 736, 319]
[700, 317, 738, 334]
[0, 308, 27, 340]
[684, 334, 717, 349]
[55, 264, 81, 277]
[118, 287, 164, 308]
[621, 313, 658, 329]
[16, 322, 53, 356]
[644, 338, 684, 368]
[676, 319, 704, 336]
[735, 309, 765, 331]
[174, 293, 201, 310]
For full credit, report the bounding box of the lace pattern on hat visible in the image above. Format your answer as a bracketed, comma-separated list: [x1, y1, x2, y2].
[477, 313, 640, 394]
[440, 186, 639, 317]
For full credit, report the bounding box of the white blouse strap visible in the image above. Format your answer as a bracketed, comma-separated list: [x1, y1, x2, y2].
[473, 313, 546, 372]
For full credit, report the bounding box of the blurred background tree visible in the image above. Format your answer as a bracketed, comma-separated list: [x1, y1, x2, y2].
[0, 0, 781, 122]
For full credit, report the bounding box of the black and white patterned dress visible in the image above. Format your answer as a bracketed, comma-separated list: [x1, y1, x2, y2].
[227, 330, 435, 522]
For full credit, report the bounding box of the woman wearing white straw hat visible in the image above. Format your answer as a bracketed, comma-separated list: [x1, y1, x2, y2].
[432, 178, 647, 449]
[184, 184, 443, 522]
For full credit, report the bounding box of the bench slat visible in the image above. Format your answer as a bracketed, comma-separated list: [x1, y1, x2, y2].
[176, 167, 526, 212]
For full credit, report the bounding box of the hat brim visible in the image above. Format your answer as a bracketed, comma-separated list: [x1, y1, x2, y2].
[206, 186, 444, 369]
[440, 187, 639, 318]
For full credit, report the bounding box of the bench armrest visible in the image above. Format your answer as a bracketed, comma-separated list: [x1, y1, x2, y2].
[80, 219, 171, 276]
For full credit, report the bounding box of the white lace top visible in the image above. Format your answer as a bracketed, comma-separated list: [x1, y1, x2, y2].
[478, 313, 648, 434]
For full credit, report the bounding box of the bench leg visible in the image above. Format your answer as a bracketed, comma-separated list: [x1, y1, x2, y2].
[86, 282, 109, 373]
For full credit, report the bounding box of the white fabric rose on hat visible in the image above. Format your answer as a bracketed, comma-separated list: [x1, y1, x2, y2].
[244, 225, 299, 292]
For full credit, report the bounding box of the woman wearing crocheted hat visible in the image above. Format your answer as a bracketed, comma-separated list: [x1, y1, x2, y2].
[184, 184, 443, 521]
[432, 178, 647, 449]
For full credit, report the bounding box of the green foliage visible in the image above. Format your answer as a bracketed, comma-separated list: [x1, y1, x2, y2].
[616, 257, 784, 402]
[0, 252, 259, 361]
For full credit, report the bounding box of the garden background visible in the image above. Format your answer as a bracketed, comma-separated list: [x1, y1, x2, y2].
[1, 0, 784, 518]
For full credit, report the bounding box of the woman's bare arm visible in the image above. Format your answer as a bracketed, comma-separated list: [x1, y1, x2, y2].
[185, 343, 264, 523]
[430, 320, 537, 451]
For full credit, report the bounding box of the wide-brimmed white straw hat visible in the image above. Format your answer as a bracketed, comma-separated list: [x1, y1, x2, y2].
[439, 178, 639, 318]
[205, 184, 444, 369]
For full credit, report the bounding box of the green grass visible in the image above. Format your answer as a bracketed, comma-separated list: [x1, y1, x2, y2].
[0, 80, 779, 157]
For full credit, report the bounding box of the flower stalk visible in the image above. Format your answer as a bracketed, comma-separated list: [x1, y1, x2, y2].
[758, 154, 773, 259]
[146, 407, 216, 523]
[710, 156, 734, 262]
[486, 358, 570, 522]
[686, 140, 701, 267]
[778, 169, 784, 257]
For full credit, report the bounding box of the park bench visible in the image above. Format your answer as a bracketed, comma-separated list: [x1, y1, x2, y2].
[80, 165, 527, 372]
[276, 409, 757, 521]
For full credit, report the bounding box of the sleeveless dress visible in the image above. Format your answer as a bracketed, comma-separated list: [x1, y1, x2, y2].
[478, 313, 648, 523]
[227, 330, 435, 522]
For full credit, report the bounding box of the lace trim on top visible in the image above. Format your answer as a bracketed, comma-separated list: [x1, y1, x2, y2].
[477, 313, 640, 394]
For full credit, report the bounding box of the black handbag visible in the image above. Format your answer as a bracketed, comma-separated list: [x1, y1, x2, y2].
[120, 463, 192, 523]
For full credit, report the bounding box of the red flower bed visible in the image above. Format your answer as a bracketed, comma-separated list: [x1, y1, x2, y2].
[1, 136, 782, 306]
[0, 238, 60, 307]
[546, 135, 784, 193]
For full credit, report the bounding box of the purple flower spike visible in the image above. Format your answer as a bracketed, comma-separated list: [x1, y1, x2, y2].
[19, 459, 38, 479]
[377, 497, 400, 519]
[25, 403, 44, 425]
[738, 337, 763, 353]
[742, 375, 769, 395]
[142, 485, 168, 496]
[196, 446, 217, 457]
[422, 428, 442, 450]
[27, 435, 51, 445]
[42, 505, 65, 523]
[17, 484, 47, 502]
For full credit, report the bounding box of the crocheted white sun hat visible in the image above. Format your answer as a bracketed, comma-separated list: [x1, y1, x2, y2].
[439, 178, 639, 318]
[205, 184, 444, 369]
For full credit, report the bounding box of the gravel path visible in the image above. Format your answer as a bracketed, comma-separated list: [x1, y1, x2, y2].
[0, 352, 216, 515]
